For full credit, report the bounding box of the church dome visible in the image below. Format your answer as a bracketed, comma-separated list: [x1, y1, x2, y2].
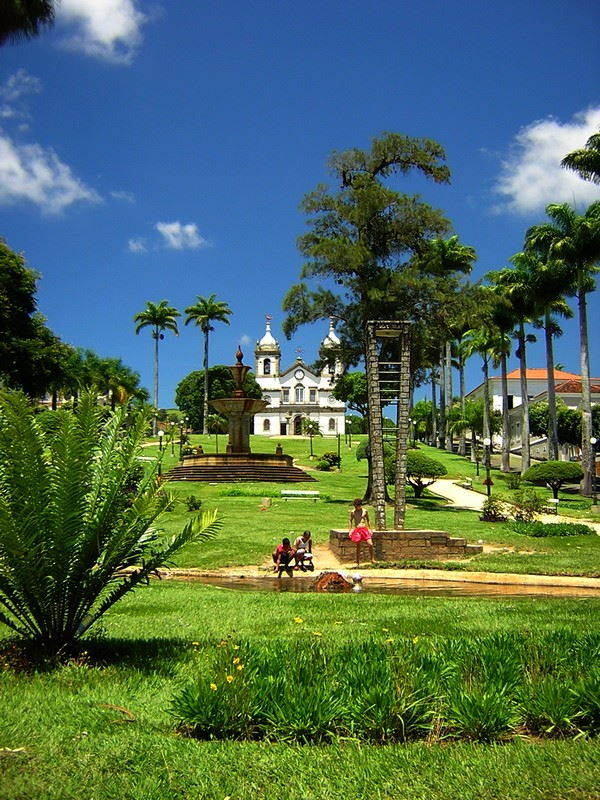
[256, 316, 280, 352]
[321, 317, 340, 348]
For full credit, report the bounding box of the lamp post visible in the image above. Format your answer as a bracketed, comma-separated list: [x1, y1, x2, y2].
[157, 429, 164, 477]
[591, 437, 598, 506]
[170, 421, 175, 456]
[409, 418, 415, 448]
[475, 443, 480, 477]
[483, 436, 492, 497]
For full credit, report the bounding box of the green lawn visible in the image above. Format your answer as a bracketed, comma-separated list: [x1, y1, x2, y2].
[143, 434, 600, 577]
[3, 435, 598, 799]
[2, 583, 600, 800]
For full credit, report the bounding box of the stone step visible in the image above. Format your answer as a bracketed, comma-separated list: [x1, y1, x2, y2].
[165, 464, 316, 483]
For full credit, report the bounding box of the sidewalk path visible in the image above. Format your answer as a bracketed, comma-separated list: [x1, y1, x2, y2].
[429, 479, 600, 534]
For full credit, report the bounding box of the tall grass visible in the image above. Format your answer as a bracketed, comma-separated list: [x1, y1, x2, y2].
[170, 632, 600, 744]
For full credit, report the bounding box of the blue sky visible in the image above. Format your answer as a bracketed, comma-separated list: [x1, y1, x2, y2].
[1, 0, 599, 408]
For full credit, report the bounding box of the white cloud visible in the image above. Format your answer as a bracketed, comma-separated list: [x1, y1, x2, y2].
[0, 70, 42, 103]
[239, 334, 251, 347]
[57, 0, 148, 64]
[155, 221, 208, 250]
[111, 189, 135, 203]
[128, 237, 147, 253]
[494, 107, 600, 215]
[0, 133, 101, 214]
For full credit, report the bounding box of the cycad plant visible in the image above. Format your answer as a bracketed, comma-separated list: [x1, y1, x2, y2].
[0, 391, 220, 655]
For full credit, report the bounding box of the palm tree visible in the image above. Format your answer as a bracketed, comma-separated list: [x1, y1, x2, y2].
[420, 237, 477, 451]
[0, 0, 54, 45]
[526, 202, 600, 495]
[134, 300, 180, 434]
[487, 263, 539, 473]
[561, 131, 600, 185]
[184, 295, 232, 434]
[518, 247, 573, 460]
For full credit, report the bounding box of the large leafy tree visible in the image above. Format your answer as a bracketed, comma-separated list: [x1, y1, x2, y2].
[0, 0, 54, 45]
[561, 131, 600, 185]
[283, 132, 454, 507]
[175, 365, 261, 433]
[0, 391, 221, 655]
[134, 300, 180, 433]
[525, 202, 600, 495]
[184, 295, 232, 434]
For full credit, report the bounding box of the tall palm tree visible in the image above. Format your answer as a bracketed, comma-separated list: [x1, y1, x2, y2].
[526, 202, 600, 495]
[134, 300, 180, 433]
[518, 247, 573, 460]
[420, 236, 477, 451]
[561, 131, 600, 185]
[184, 294, 232, 434]
[487, 263, 539, 473]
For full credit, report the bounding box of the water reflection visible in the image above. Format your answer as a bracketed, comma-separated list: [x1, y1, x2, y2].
[179, 575, 600, 599]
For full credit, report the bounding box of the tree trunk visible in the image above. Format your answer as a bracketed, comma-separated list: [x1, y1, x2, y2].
[500, 351, 511, 472]
[544, 311, 559, 461]
[202, 329, 209, 435]
[430, 369, 438, 447]
[578, 287, 594, 496]
[518, 322, 530, 473]
[153, 329, 159, 436]
[438, 349, 446, 450]
[458, 354, 466, 456]
[482, 355, 491, 444]
[445, 341, 453, 452]
[365, 324, 387, 529]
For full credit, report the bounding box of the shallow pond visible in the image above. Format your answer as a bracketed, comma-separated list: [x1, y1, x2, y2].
[179, 574, 600, 599]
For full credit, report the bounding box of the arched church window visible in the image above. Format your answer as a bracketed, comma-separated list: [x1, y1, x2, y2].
[295, 385, 304, 403]
[263, 419, 270, 432]
[263, 358, 271, 375]
[328, 418, 335, 432]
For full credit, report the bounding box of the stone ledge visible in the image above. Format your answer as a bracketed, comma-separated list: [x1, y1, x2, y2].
[330, 528, 482, 561]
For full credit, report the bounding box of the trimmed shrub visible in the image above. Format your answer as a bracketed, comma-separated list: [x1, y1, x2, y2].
[385, 451, 447, 497]
[508, 521, 595, 537]
[512, 488, 546, 522]
[480, 496, 509, 522]
[522, 460, 584, 500]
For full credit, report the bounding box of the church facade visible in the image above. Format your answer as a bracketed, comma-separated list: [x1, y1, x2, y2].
[253, 317, 346, 436]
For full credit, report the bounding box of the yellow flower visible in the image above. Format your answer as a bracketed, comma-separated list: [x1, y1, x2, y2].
[381, 628, 389, 633]
[232, 644, 240, 650]
[226, 674, 234, 683]
[217, 640, 227, 648]
[210, 683, 217, 691]
[385, 638, 394, 644]
[313, 631, 322, 637]
[233, 657, 240, 665]
[192, 641, 200, 646]
[236, 664, 244, 671]
[412, 636, 420, 644]
[294, 617, 304, 624]
[334, 621, 343, 625]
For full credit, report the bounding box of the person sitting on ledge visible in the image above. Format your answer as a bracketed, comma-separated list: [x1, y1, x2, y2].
[293, 530, 313, 571]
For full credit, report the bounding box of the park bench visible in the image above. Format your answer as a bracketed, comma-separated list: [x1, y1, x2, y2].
[281, 490, 320, 501]
[543, 498, 560, 515]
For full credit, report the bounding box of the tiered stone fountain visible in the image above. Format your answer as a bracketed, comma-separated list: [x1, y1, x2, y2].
[166, 348, 315, 483]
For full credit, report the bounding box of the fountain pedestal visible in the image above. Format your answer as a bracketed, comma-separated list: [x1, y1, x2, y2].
[209, 396, 268, 454]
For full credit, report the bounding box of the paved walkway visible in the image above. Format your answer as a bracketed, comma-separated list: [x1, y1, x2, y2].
[429, 479, 600, 533]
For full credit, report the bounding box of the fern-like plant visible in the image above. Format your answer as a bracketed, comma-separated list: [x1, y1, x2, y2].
[0, 391, 221, 655]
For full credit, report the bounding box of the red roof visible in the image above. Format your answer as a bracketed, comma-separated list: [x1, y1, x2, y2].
[555, 380, 600, 394]
[504, 368, 580, 380]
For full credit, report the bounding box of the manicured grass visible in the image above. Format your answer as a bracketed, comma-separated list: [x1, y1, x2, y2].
[2, 584, 600, 799]
[143, 434, 600, 576]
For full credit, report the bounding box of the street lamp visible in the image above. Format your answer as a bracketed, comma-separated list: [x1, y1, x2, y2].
[170, 421, 175, 456]
[591, 437, 598, 506]
[483, 436, 492, 497]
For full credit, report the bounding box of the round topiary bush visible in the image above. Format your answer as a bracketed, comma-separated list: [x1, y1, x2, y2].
[522, 461, 584, 499]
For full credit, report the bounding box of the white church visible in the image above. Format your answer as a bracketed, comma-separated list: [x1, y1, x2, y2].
[253, 316, 346, 437]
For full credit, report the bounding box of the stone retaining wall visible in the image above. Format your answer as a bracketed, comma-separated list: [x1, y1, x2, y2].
[329, 529, 482, 562]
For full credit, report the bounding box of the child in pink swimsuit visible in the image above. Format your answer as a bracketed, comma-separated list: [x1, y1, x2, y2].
[348, 498, 374, 566]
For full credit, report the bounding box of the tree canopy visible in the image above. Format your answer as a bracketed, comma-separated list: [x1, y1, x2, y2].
[175, 366, 262, 432]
